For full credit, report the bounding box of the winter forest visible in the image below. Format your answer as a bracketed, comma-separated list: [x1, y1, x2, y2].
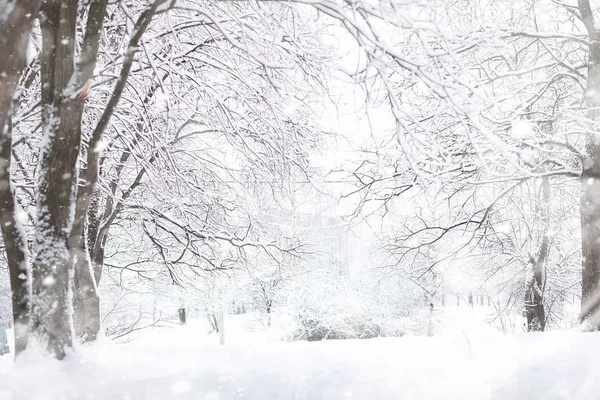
[0, 0, 600, 398]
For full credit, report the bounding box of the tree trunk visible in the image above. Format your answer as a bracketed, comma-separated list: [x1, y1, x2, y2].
[0, 0, 41, 141]
[525, 240, 548, 331]
[427, 301, 434, 337]
[0, 112, 29, 355]
[71, 230, 100, 342]
[579, 0, 600, 328]
[63, 0, 108, 343]
[0, 0, 41, 356]
[32, 0, 82, 358]
[525, 178, 549, 332]
[71, 192, 102, 341]
[580, 139, 600, 327]
[86, 194, 105, 285]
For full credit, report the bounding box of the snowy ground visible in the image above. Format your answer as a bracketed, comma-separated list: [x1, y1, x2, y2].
[0, 312, 595, 400]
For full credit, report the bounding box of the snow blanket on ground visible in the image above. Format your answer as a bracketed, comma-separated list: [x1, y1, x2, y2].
[0, 326, 596, 400]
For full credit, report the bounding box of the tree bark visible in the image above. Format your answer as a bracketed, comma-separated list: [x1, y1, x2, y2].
[86, 193, 104, 285]
[72, 193, 104, 340]
[525, 177, 549, 332]
[0, 111, 29, 354]
[426, 272, 438, 337]
[71, 229, 100, 341]
[67, 0, 109, 344]
[0, 0, 41, 356]
[0, 0, 40, 141]
[32, 0, 82, 358]
[578, 0, 600, 329]
[525, 177, 550, 332]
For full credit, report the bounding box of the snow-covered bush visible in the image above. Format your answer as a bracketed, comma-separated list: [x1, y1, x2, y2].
[280, 272, 412, 341]
[291, 314, 386, 341]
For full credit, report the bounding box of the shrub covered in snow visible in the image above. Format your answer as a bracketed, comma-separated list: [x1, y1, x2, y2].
[277, 272, 416, 341]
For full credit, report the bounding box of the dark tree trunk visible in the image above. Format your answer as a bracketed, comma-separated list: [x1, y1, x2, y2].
[0, 0, 41, 356]
[71, 229, 101, 341]
[0, 112, 29, 354]
[525, 178, 549, 332]
[580, 140, 600, 327]
[86, 193, 105, 285]
[525, 241, 548, 331]
[0, 1, 41, 140]
[67, 0, 109, 344]
[178, 308, 186, 325]
[72, 192, 104, 340]
[32, 0, 83, 358]
[578, 0, 600, 328]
